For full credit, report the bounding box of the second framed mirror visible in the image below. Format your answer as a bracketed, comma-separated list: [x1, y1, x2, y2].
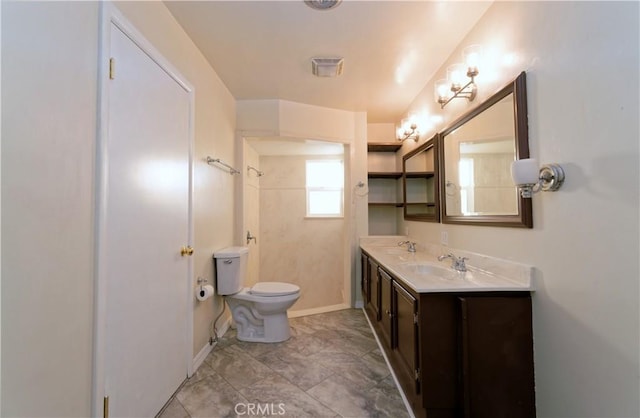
[403, 135, 440, 222]
[439, 71, 532, 228]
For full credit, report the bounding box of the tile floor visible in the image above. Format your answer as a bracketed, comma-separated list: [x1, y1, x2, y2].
[158, 308, 410, 418]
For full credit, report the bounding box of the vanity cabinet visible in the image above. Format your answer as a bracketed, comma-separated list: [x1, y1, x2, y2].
[362, 251, 423, 412]
[360, 250, 535, 418]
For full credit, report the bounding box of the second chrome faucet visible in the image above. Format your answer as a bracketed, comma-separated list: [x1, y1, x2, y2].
[438, 253, 468, 272]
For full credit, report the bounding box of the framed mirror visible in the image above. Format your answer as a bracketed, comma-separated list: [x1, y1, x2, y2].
[439, 71, 532, 228]
[403, 135, 440, 222]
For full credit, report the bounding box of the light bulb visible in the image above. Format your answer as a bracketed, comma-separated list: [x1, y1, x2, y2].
[447, 63, 466, 91]
[463, 44, 482, 76]
[435, 79, 450, 103]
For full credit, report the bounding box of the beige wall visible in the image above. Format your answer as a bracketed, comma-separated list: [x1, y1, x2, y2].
[1, 2, 99, 415]
[1, 1, 237, 416]
[367, 123, 396, 143]
[351, 113, 369, 305]
[399, 2, 639, 416]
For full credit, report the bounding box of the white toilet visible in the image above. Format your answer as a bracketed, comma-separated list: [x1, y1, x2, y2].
[213, 246, 300, 343]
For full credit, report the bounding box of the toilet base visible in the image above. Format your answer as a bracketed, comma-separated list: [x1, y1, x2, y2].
[226, 295, 297, 343]
[235, 312, 291, 343]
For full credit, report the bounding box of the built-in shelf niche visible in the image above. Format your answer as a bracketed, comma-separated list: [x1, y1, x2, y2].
[367, 142, 403, 235]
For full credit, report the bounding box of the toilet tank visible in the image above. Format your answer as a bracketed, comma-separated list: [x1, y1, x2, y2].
[213, 246, 249, 295]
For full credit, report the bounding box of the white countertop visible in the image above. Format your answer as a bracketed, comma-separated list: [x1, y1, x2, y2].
[360, 236, 534, 294]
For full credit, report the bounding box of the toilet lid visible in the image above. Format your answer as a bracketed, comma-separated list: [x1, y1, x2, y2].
[250, 282, 300, 296]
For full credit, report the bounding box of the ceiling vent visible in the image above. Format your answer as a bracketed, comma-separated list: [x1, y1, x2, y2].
[304, 0, 342, 11]
[311, 58, 344, 77]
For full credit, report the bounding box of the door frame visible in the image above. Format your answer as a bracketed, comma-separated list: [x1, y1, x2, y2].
[93, 3, 195, 416]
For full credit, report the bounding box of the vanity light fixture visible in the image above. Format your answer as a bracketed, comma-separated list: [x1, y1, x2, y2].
[396, 113, 420, 142]
[435, 44, 482, 108]
[397, 123, 419, 142]
[511, 158, 565, 198]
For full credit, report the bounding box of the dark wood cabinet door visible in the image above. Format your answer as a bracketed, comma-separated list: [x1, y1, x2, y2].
[394, 281, 419, 395]
[360, 253, 370, 305]
[367, 259, 381, 321]
[379, 268, 393, 348]
[421, 294, 458, 411]
[458, 296, 536, 418]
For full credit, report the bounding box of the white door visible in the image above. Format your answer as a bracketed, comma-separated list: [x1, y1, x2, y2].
[104, 22, 191, 417]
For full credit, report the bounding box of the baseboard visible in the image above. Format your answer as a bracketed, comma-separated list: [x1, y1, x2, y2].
[191, 316, 232, 375]
[354, 300, 364, 309]
[287, 303, 351, 318]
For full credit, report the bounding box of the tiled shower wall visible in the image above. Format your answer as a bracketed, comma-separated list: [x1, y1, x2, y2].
[259, 155, 346, 312]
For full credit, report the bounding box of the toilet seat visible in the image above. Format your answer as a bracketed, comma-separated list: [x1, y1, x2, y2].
[250, 282, 299, 297]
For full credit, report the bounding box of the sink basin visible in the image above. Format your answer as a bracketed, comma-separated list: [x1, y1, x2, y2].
[383, 248, 413, 255]
[399, 262, 459, 280]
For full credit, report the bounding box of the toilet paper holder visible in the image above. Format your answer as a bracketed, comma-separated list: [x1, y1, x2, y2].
[197, 277, 208, 291]
[196, 277, 215, 302]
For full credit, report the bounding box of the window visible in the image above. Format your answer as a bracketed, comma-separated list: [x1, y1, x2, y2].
[306, 159, 344, 217]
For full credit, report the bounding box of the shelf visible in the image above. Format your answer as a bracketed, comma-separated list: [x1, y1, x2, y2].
[368, 172, 402, 179]
[367, 143, 402, 152]
[369, 202, 404, 208]
[405, 171, 435, 178]
[406, 202, 436, 207]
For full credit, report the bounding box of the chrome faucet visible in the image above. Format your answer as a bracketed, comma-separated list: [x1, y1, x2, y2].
[438, 253, 468, 272]
[398, 241, 417, 253]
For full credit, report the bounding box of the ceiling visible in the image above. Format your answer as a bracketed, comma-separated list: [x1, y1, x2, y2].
[164, 1, 493, 123]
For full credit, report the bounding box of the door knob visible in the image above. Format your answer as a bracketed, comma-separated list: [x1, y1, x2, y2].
[180, 246, 194, 256]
